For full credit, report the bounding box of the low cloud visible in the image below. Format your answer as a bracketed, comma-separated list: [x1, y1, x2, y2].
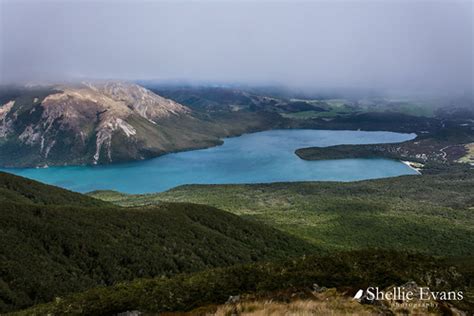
[1, 0, 472, 96]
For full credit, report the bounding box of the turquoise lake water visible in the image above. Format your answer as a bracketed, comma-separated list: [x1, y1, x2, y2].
[2, 129, 418, 194]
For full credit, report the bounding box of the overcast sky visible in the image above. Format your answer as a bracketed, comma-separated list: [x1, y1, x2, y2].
[0, 0, 472, 95]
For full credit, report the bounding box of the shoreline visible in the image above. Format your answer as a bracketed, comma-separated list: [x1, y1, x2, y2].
[401, 160, 423, 175]
[1, 128, 416, 169]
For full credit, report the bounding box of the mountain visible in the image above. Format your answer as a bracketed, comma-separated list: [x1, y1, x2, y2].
[0, 172, 317, 313]
[149, 85, 319, 113]
[151, 86, 284, 112]
[0, 82, 226, 167]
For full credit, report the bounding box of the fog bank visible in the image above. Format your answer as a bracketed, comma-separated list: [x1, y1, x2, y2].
[1, 0, 472, 95]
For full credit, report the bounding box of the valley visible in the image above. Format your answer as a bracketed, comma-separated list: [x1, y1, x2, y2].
[2, 0, 472, 314]
[2, 129, 417, 193]
[2, 82, 473, 173]
[1, 168, 472, 315]
[1, 83, 473, 315]
[90, 170, 474, 257]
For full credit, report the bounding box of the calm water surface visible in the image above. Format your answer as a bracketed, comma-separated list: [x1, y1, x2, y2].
[2, 129, 417, 193]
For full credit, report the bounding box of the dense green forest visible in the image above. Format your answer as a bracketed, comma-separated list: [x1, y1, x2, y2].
[0, 172, 108, 207]
[91, 170, 474, 257]
[11, 250, 474, 315]
[0, 172, 316, 313]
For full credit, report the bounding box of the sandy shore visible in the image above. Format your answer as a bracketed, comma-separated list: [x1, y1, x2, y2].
[401, 160, 422, 174]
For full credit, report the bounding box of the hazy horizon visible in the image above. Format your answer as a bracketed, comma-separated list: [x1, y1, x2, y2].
[1, 0, 472, 96]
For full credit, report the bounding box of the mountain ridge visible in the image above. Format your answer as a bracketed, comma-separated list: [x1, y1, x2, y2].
[0, 82, 223, 167]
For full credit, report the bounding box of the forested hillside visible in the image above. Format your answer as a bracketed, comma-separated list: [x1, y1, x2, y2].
[91, 171, 474, 257]
[12, 250, 474, 315]
[0, 172, 316, 313]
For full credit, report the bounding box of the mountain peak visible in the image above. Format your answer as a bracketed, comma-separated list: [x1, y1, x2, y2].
[0, 82, 217, 167]
[83, 81, 190, 121]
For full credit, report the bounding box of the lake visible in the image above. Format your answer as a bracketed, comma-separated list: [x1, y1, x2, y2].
[2, 129, 418, 193]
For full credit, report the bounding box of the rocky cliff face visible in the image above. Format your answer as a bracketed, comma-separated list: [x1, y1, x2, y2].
[0, 82, 220, 167]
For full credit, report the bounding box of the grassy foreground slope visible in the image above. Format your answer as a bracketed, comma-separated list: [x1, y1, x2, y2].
[12, 250, 473, 315]
[90, 171, 474, 256]
[0, 172, 316, 313]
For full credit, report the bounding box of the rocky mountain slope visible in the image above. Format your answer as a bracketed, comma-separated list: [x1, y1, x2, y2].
[0, 82, 227, 167]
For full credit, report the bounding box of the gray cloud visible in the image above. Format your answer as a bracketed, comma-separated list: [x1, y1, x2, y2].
[1, 0, 472, 95]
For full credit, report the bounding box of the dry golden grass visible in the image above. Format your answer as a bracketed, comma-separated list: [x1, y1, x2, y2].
[200, 289, 379, 316]
[212, 299, 377, 316]
[191, 289, 463, 316]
